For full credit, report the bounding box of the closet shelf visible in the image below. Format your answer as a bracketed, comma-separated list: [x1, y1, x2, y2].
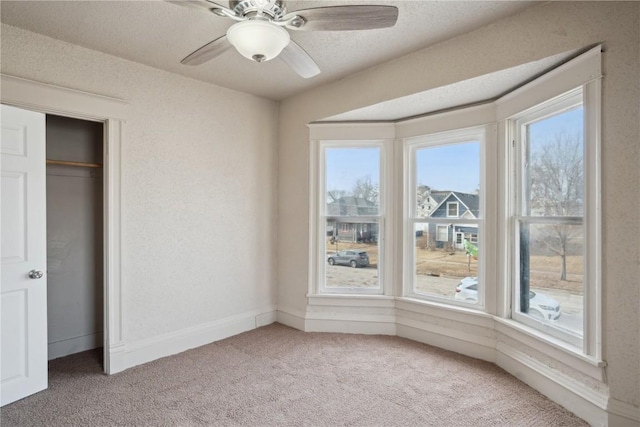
[47, 159, 103, 168]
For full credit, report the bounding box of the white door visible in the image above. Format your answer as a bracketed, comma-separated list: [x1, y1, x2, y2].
[1, 104, 48, 406]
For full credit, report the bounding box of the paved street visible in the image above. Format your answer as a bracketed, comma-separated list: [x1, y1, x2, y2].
[325, 264, 582, 334]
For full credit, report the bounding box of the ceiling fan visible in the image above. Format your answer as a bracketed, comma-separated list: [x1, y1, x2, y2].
[169, 0, 399, 78]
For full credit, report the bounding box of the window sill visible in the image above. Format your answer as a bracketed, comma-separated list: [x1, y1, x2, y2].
[395, 296, 489, 316]
[395, 296, 495, 329]
[494, 317, 606, 381]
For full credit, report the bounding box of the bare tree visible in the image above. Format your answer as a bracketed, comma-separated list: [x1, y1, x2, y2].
[529, 132, 583, 280]
[327, 190, 347, 204]
[352, 176, 379, 204]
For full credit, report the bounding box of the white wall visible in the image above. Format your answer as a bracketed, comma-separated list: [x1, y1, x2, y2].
[1, 24, 279, 347]
[277, 0, 639, 419]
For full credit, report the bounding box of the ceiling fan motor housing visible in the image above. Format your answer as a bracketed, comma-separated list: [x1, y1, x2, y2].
[226, 19, 290, 62]
[229, 0, 287, 20]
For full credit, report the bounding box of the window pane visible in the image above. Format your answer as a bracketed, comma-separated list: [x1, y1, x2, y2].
[525, 107, 584, 217]
[414, 223, 479, 303]
[415, 142, 480, 218]
[447, 202, 459, 217]
[413, 140, 481, 302]
[518, 222, 584, 338]
[325, 219, 379, 289]
[326, 148, 380, 216]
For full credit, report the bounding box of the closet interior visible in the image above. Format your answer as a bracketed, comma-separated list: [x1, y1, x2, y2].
[46, 115, 104, 361]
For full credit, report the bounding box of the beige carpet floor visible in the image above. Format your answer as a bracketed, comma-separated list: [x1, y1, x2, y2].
[1, 323, 587, 426]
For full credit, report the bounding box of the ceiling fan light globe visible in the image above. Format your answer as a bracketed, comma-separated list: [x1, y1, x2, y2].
[226, 20, 290, 62]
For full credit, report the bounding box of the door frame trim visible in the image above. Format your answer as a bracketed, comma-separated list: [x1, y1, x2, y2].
[1, 74, 127, 374]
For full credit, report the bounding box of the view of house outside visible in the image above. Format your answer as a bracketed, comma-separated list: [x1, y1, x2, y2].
[517, 106, 584, 337]
[324, 147, 381, 289]
[321, 114, 584, 336]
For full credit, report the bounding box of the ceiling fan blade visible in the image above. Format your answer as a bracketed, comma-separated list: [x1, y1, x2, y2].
[166, 0, 226, 12]
[166, 0, 238, 19]
[181, 35, 232, 65]
[284, 5, 398, 31]
[279, 41, 320, 79]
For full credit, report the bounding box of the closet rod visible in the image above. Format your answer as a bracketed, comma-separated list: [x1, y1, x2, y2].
[46, 159, 103, 168]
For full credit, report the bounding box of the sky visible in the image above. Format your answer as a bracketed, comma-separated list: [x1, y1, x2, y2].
[325, 144, 480, 194]
[325, 106, 584, 196]
[326, 148, 380, 193]
[529, 106, 583, 148]
[415, 142, 479, 193]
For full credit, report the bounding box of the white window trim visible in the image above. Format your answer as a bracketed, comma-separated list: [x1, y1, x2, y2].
[500, 48, 602, 358]
[403, 126, 488, 308]
[436, 224, 449, 242]
[308, 124, 395, 297]
[319, 141, 385, 295]
[446, 201, 459, 217]
[509, 89, 584, 347]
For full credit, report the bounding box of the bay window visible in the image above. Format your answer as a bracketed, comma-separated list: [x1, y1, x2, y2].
[309, 46, 601, 361]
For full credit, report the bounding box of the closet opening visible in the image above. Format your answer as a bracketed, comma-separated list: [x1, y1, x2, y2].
[45, 114, 104, 367]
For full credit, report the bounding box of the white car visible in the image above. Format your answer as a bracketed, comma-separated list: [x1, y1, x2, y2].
[454, 277, 561, 321]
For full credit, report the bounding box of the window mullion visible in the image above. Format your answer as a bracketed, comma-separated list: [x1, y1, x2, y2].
[516, 216, 583, 225]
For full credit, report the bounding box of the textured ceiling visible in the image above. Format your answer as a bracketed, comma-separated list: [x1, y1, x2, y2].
[0, 0, 540, 101]
[320, 50, 579, 122]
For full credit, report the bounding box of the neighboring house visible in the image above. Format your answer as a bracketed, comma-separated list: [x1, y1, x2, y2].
[416, 186, 449, 218]
[326, 195, 378, 243]
[427, 191, 479, 250]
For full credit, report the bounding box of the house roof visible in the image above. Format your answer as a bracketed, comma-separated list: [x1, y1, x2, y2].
[430, 191, 479, 218]
[327, 196, 378, 217]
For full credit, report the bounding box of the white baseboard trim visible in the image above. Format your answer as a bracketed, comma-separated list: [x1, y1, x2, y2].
[305, 317, 396, 335]
[106, 301, 631, 426]
[110, 307, 276, 374]
[396, 323, 496, 363]
[107, 342, 127, 375]
[276, 307, 306, 331]
[496, 342, 608, 426]
[607, 398, 640, 426]
[277, 305, 397, 335]
[256, 310, 277, 327]
[48, 332, 103, 360]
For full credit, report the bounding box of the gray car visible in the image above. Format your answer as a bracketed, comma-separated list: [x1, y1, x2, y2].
[327, 250, 369, 268]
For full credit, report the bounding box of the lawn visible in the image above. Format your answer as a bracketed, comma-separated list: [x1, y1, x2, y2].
[325, 239, 583, 293]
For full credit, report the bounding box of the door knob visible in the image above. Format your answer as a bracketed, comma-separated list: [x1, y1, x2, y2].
[28, 270, 44, 279]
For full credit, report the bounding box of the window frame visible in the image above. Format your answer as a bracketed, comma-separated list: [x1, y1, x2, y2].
[315, 139, 390, 295]
[404, 126, 487, 307]
[446, 202, 459, 217]
[506, 84, 601, 357]
[436, 224, 449, 242]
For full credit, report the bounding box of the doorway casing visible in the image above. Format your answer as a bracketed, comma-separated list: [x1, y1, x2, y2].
[1, 74, 126, 374]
